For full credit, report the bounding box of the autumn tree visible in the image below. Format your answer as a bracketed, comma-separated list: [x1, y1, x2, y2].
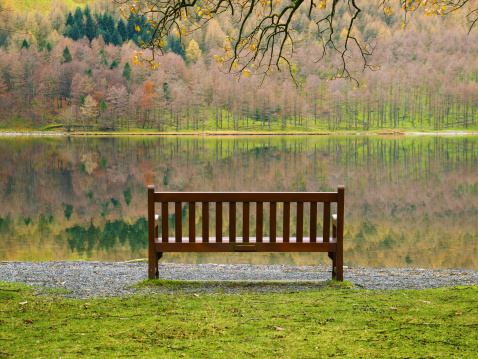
[185, 39, 202, 65]
[81, 94, 98, 131]
[115, 0, 478, 83]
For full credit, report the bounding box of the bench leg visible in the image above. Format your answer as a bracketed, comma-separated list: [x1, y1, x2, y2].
[336, 247, 343, 282]
[331, 252, 337, 280]
[155, 252, 163, 278]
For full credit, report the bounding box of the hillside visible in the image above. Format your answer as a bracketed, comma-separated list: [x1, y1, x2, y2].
[2, 0, 94, 13]
[0, 0, 476, 132]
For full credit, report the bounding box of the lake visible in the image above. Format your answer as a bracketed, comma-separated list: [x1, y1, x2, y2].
[0, 135, 476, 269]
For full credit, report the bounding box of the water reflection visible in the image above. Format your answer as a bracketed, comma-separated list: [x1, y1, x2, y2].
[0, 135, 476, 269]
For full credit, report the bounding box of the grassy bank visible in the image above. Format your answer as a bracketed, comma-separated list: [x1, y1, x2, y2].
[1, 281, 476, 358]
[2, 128, 478, 136]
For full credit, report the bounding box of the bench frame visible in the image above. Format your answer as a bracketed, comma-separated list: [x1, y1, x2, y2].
[148, 185, 344, 281]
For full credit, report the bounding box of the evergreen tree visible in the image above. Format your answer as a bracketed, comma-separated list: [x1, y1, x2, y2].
[73, 7, 83, 24]
[97, 13, 104, 31]
[99, 49, 108, 66]
[21, 39, 29, 49]
[75, 17, 85, 39]
[83, 6, 91, 18]
[102, 30, 111, 44]
[126, 18, 136, 39]
[111, 28, 122, 46]
[65, 12, 74, 27]
[46, 42, 52, 52]
[85, 13, 95, 42]
[110, 60, 118, 70]
[105, 14, 115, 33]
[122, 62, 131, 80]
[167, 35, 186, 60]
[62, 46, 73, 63]
[117, 19, 127, 42]
[66, 22, 81, 41]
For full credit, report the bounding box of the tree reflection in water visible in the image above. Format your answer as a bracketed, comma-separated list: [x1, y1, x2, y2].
[0, 135, 476, 269]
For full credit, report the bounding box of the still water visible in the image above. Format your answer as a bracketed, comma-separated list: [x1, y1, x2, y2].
[0, 135, 476, 269]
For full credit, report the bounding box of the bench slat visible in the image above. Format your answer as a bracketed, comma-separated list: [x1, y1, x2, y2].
[175, 202, 182, 243]
[270, 202, 276, 243]
[323, 202, 330, 243]
[256, 202, 263, 243]
[310, 202, 317, 242]
[229, 202, 236, 242]
[156, 192, 338, 203]
[297, 202, 303, 243]
[216, 202, 223, 243]
[162, 202, 168, 243]
[283, 202, 290, 243]
[243, 202, 249, 242]
[189, 202, 195, 243]
[202, 202, 209, 243]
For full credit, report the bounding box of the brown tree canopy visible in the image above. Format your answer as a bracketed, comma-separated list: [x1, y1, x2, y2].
[114, 0, 478, 83]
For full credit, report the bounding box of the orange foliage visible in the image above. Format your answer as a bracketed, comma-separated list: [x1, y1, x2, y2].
[92, 91, 105, 103]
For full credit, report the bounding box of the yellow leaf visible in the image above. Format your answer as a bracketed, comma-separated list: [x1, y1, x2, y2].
[135, 25, 140, 32]
[232, 62, 237, 69]
[244, 69, 250, 77]
[401, 22, 405, 28]
[120, 8, 126, 18]
[133, 56, 138, 66]
[140, 61, 144, 67]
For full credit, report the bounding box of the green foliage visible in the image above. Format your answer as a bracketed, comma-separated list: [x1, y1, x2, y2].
[165, 34, 186, 60]
[123, 188, 132, 206]
[21, 39, 29, 49]
[122, 62, 131, 80]
[65, 12, 74, 27]
[0, 281, 477, 358]
[99, 100, 107, 112]
[109, 59, 118, 70]
[117, 19, 127, 42]
[61, 46, 72, 64]
[85, 12, 95, 42]
[63, 204, 74, 221]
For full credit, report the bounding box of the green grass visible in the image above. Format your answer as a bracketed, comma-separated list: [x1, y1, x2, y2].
[1, 281, 476, 358]
[11, 0, 93, 13]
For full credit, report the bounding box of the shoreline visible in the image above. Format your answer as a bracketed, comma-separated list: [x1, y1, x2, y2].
[1, 130, 477, 137]
[1, 261, 476, 299]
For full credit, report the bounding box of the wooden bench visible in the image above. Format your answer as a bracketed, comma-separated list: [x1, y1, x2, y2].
[147, 185, 345, 281]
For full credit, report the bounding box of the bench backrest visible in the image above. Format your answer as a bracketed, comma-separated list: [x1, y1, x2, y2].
[148, 186, 344, 245]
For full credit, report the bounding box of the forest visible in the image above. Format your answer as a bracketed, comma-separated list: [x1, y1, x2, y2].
[0, 0, 477, 132]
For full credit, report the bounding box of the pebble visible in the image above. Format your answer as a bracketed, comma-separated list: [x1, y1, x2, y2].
[1, 261, 476, 299]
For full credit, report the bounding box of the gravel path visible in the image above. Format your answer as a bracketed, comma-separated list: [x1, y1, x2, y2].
[1, 261, 476, 299]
